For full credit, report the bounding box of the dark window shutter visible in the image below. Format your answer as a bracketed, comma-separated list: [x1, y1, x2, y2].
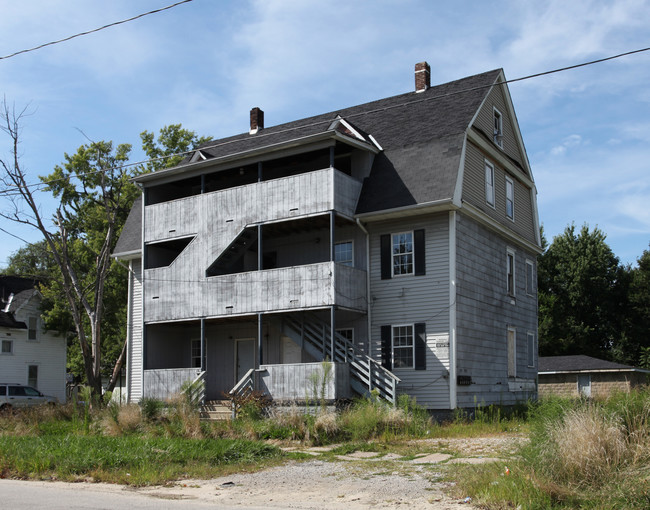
[381, 325, 392, 370]
[414, 229, 425, 276]
[414, 322, 426, 370]
[380, 234, 391, 280]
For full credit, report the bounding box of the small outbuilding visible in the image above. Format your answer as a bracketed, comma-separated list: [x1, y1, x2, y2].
[538, 355, 649, 398]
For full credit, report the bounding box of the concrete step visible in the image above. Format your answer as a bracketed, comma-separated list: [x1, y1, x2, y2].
[200, 400, 232, 420]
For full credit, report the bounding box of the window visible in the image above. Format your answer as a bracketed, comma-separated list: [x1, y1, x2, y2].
[485, 161, 495, 207]
[380, 230, 425, 279]
[28, 316, 37, 340]
[493, 107, 503, 148]
[191, 339, 201, 368]
[392, 232, 413, 276]
[505, 177, 514, 220]
[336, 328, 354, 343]
[527, 332, 535, 367]
[28, 365, 38, 389]
[507, 327, 516, 377]
[1, 339, 12, 354]
[392, 325, 414, 368]
[507, 249, 515, 297]
[334, 241, 353, 267]
[526, 260, 535, 296]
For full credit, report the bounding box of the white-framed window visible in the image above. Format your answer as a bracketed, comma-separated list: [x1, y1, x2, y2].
[392, 232, 414, 276]
[507, 327, 516, 377]
[505, 177, 514, 220]
[392, 324, 414, 368]
[507, 249, 516, 297]
[1, 339, 13, 354]
[191, 339, 201, 368]
[28, 316, 38, 341]
[527, 331, 535, 367]
[526, 259, 535, 296]
[28, 364, 38, 389]
[334, 241, 353, 267]
[493, 107, 503, 148]
[485, 160, 495, 207]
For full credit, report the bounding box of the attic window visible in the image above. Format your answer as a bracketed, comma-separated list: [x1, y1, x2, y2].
[493, 107, 503, 148]
[145, 236, 195, 269]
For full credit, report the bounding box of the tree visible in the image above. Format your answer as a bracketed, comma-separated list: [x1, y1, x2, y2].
[0, 101, 209, 400]
[140, 124, 211, 172]
[538, 224, 628, 359]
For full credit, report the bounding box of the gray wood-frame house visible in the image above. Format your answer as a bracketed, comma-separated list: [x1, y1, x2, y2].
[114, 62, 542, 411]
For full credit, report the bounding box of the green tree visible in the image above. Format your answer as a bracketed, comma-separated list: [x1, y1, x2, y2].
[140, 124, 211, 172]
[538, 224, 628, 359]
[1, 101, 209, 399]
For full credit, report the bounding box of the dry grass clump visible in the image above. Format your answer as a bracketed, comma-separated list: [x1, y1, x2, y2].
[167, 394, 202, 439]
[117, 404, 143, 432]
[546, 405, 627, 486]
[314, 411, 339, 436]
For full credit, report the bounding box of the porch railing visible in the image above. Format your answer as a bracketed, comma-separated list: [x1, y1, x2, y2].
[184, 370, 206, 407]
[283, 315, 400, 404]
[143, 367, 203, 401]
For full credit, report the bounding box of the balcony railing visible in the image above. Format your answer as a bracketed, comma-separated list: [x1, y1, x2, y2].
[144, 262, 367, 322]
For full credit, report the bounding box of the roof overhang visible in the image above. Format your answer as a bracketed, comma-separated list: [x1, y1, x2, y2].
[355, 198, 458, 222]
[539, 368, 650, 375]
[134, 130, 378, 186]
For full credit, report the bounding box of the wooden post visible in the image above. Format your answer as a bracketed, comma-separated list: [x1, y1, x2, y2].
[330, 306, 335, 361]
[329, 146, 335, 168]
[257, 312, 263, 368]
[200, 318, 206, 371]
[257, 224, 262, 271]
[258, 161, 262, 182]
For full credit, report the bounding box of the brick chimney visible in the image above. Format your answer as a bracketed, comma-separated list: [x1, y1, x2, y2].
[250, 107, 264, 134]
[415, 62, 430, 93]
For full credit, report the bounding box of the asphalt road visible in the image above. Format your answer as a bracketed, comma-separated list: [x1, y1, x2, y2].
[0, 479, 270, 510]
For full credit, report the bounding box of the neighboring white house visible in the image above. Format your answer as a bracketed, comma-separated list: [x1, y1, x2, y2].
[0, 276, 67, 402]
[115, 62, 542, 411]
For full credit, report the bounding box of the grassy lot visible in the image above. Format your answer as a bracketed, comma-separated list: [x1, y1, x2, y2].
[1, 388, 649, 509]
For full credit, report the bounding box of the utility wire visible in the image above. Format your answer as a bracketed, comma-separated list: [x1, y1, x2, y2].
[0, 0, 194, 61]
[1, 46, 649, 200]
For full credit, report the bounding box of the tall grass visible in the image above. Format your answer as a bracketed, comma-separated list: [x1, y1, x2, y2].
[454, 388, 650, 509]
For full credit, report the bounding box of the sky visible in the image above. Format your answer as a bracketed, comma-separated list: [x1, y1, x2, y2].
[0, 0, 649, 267]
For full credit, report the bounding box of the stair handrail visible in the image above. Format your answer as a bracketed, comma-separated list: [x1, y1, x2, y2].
[183, 370, 206, 407]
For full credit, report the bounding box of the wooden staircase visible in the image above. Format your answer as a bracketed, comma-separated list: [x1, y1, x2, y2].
[199, 400, 232, 421]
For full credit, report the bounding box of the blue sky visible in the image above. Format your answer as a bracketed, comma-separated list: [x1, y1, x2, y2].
[1, 0, 649, 267]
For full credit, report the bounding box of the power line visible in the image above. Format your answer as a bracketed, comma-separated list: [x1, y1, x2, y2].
[0, 0, 194, 61]
[1, 45, 649, 198]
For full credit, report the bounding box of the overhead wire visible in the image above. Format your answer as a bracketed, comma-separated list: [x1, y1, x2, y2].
[0, 0, 194, 61]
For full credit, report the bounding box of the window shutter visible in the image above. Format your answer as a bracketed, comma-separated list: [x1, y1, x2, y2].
[380, 234, 391, 280]
[414, 229, 425, 276]
[381, 325, 392, 370]
[414, 322, 426, 370]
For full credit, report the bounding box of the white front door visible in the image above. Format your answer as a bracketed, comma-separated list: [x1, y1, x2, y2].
[235, 338, 255, 383]
[578, 375, 591, 398]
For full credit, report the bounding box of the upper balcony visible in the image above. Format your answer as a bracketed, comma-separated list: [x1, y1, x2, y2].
[144, 167, 362, 244]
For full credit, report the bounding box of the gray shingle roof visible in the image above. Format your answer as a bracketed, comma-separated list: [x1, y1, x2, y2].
[538, 355, 647, 373]
[113, 195, 142, 257]
[116, 69, 502, 255]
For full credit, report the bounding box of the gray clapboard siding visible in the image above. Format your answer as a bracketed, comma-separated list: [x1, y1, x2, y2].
[455, 213, 537, 407]
[463, 142, 536, 244]
[472, 85, 527, 171]
[129, 258, 143, 402]
[368, 213, 451, 409]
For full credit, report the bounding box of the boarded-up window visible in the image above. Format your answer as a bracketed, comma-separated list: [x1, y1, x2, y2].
[507, 250, 515, 297]
[28, 317, 37, 340]
[527, 332, 535, 367]
[507, 327, 516, 378]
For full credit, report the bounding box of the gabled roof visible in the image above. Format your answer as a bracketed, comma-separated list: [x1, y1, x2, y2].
[0, 276, 40, 313]
[113, 195, 142, 259]
[117, 69, 504, 256]
[539, 355, 650, 374]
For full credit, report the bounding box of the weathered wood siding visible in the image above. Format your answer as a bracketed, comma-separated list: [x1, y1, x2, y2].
[143, 168, 365, 322]
[368, 214, 451, 409]
[128, 258, 143, 402]
[472, 85, 527, 170]
[146, 262, 366, 322]
[143, 367, 202, 401]
[0, 296, 67, 402]
[462, 141, 537, 245]
[455, 213, 537, 407]
[258, 362, 351, 401]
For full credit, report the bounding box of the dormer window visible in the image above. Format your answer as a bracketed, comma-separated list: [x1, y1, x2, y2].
[493, 107, 503, 148]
